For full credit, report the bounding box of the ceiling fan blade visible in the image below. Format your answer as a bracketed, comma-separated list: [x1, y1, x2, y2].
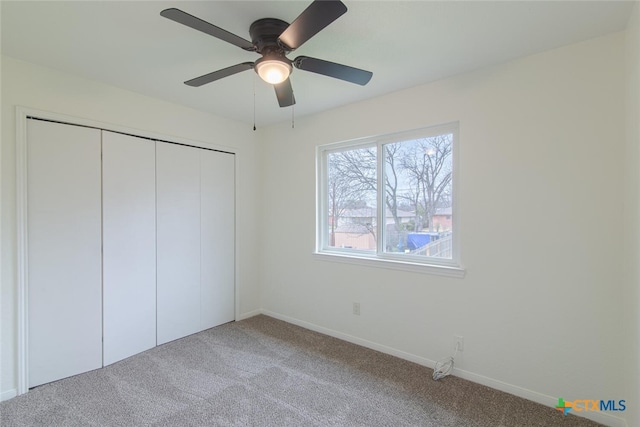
[293, 56, 372, 86]
[278, 0, 347, 50]
[185, 62, 254, 87]
[274, 79, 296, 107]
[160, 8, 255, 51]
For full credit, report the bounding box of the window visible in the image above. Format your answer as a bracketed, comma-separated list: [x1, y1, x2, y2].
[317, 123, 460, 272]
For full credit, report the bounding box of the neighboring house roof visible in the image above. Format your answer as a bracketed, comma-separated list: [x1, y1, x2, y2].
[434, 207, 452, 216]
[336, 207, 451, 221]
[340, 208, 415, 218]
[334, 224, 373, 234]
[389, 209, 415, 218]
[339, 208, 376, 218]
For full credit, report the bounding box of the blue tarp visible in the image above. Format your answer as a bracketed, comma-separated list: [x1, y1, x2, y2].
[406, 233, 440, 250]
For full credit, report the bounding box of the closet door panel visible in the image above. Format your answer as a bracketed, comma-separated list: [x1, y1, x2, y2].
[200, 150, 235, 329]
[156, 142, 201, 345]
[27, 119, 102, 387]
[102, 131, 156, 365]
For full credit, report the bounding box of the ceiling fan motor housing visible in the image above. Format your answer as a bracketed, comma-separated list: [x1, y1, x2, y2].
[249, 18, 291, 54]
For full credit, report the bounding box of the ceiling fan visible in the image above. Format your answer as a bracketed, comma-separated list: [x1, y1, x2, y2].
[160, 0, 373, 108]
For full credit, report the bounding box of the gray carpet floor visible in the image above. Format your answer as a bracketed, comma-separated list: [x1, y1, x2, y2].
[1, 315, 602, 426]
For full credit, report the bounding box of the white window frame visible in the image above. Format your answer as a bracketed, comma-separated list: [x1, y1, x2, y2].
[315, 122, 464, 278]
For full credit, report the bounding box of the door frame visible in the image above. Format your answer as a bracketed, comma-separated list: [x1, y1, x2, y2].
[15, 106, 240, 395]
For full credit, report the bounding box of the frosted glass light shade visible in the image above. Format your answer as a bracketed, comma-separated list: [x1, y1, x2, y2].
[255, 58, 291, 84]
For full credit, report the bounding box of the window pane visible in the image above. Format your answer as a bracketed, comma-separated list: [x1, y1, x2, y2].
[382, 133, 453, 259]
[326, 147, 377, 251]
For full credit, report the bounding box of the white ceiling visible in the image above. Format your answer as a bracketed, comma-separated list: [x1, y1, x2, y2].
[1, 1, 634, 126]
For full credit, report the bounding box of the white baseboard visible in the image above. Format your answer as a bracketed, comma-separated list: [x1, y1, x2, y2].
[261, 309, 438, 367]
[1, 389, 17, 402]
[236, 309, 263, 321]
[452, 368, 627, 427]
[259, 310, 628, 427]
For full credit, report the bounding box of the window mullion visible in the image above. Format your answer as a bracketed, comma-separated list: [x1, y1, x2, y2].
[317, 147, 327, 251]
[376, 142, 384, 255]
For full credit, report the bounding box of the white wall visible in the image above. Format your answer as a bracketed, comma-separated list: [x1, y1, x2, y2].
[624, 3, 640, 427]
[259, 33, 628, 426]
[0, 56, 262, 399]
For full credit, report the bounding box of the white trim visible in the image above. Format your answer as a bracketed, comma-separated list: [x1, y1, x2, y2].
[237, 309, 262, 321]
[316, 144, 326, 254]
[450, 124, 461, 265]
[16, 107, 29, 395]
[15, 106, 240, 395]
[315, 144, 323, 255]
[312, 251, 465, 278]
[376, 138, 384, 255]
[452, 369, 628, 427]
[260, 310, 627, 427]
[233, 152, 240, 323]
[1, 389, 18, 402]
[262, 309, 438, 368]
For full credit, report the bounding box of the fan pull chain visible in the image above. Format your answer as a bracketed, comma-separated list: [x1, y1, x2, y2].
[291, 100, 295, 129]
[253, 74, 257, 131]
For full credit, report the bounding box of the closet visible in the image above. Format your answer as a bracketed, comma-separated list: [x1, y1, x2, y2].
[26, 119, 235, 388]
[156, 142, 235, 345]
[102, 131, 157, 366]
[27, 120, 103, 388]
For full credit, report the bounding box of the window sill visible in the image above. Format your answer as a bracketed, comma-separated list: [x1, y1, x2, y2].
[312, 251, 466, 278]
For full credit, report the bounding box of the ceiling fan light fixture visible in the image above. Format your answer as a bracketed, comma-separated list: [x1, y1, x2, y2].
[162, 1, 372, 108]
[255, 57, 292, 85]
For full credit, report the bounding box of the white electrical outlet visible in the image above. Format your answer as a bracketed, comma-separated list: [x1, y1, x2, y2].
[353, 302, 361, 316]
[455, 335, 464, 351]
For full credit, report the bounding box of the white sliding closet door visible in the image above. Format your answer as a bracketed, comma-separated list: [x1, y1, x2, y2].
[27, 119, 102, 387]
[200, 150, 235, 329]
[156, 142, 201, 345]
[102, 131, 156, 365]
